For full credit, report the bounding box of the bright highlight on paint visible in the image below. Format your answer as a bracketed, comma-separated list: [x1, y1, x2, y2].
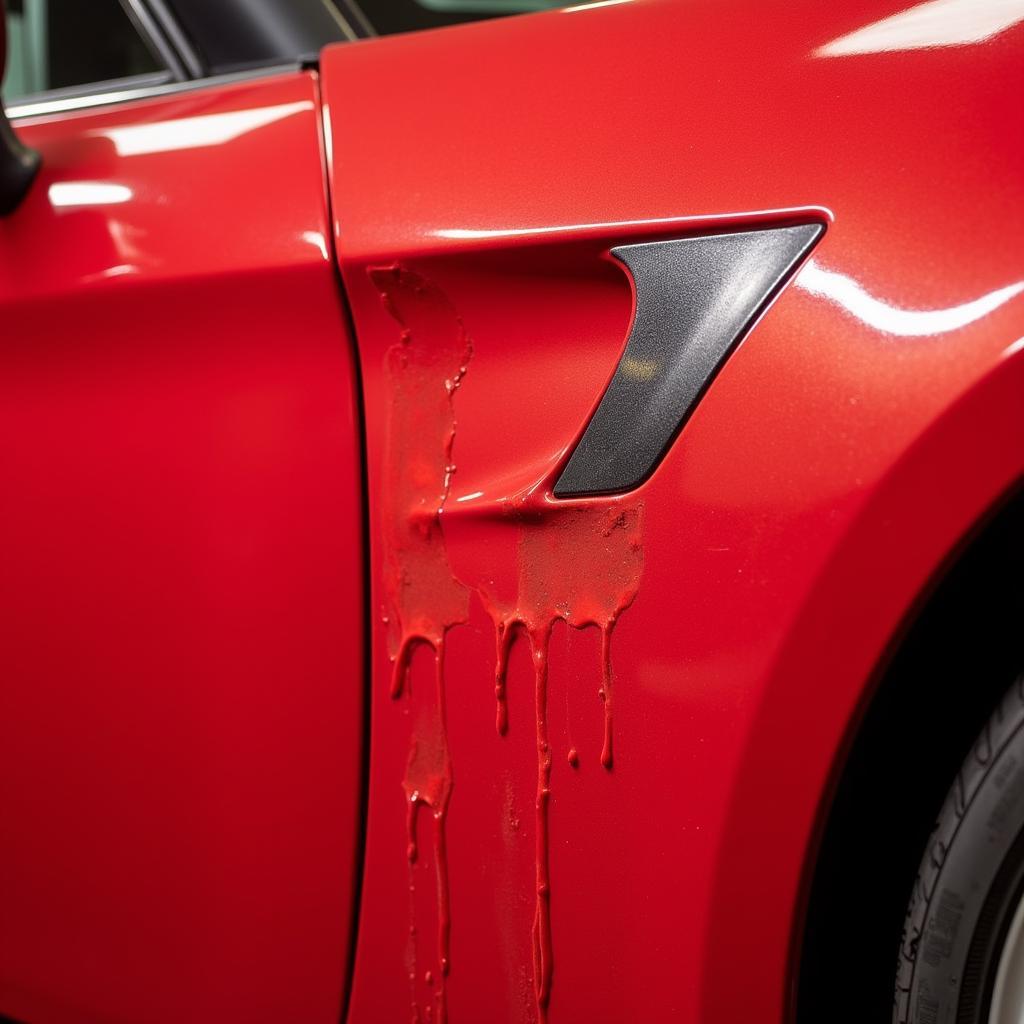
[94, 102, 311, 157]
[48, 182, 133, 207]
[815, 0, 1024, 56]
[798, 262, 1024, 336]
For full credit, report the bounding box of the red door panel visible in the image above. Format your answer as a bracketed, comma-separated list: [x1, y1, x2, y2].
[0, 73, 362, 1024]
[320, 3, 1024, 1023]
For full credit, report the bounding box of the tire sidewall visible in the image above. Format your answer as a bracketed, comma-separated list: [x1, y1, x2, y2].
[896, 680, 1024, 1024]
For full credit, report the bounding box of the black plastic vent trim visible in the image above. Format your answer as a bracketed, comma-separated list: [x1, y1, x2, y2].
[553, 223, 824, 498]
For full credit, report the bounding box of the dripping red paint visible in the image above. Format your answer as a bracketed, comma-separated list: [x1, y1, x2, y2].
[373, 265, 471, 1024]
[374, 264, 644, 1023]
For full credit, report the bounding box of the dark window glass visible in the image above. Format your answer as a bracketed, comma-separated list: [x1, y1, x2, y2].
[168, 0, 349, 77]
[3, 0, 163, 102]
[344, 0, 584, 36]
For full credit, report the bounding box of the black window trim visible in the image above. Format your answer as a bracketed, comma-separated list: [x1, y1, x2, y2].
[5, 0, 363, 122]
[335, 0, 375, 37]
[121, 0, 202, 81]
[7, 64, 304, 121]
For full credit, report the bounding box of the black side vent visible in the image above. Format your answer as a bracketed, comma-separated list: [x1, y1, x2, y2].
[554, 223, 823, 497]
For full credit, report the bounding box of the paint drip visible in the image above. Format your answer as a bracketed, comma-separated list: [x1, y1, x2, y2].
[477, 502, 643, 1019]
[373, 265, 471, 1024]
[373, 264, 643, 1024]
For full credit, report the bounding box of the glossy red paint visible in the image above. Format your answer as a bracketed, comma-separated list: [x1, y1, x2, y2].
[0, 74, 364, 1023]
[320, 2, 1024, 1022]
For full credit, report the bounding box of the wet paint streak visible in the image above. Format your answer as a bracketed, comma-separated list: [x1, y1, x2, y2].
[372, 265, 472, 1024]
[566, 662, 579, 771]
[483, 504, 643, 1020]
[486, 505, 644, 770]
[531, 624, 554, 1016]
[402, 643, 452, 1016]
[600, 624, 614, 770]
[373, 264, 472, 698]
[494, 619, 515, 736]
[374, 264, 644, 1023]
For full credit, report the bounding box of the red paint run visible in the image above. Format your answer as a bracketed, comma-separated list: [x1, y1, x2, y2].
[372, 266, 470, 1024]
[373, 265, 643, 1023]
[480, 503, 643, 1018]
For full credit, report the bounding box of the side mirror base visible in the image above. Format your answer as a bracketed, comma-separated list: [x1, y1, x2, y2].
[0, 104, 40, 215]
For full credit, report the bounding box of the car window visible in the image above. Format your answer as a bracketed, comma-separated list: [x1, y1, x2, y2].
[344, 0, 600, 36]
[3, 0, 165, 102]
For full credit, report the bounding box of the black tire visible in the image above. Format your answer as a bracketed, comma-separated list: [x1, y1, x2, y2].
[895, 673, 1024, 1024]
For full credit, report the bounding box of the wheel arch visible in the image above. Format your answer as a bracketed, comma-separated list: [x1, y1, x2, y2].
[699, 342, 1024, 1023]
[795, 479, 1024, 1023]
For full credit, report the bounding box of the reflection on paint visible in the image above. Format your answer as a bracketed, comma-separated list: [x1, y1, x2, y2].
[48, 182, 133, 208]
[301, 230, 330, 260]
[93, 101, 311, 157]
[798, 261, 1024, 336]
[434, 208, 827, 242]
[563, 0, 635, 12]
[815, 0, 1024, 56]
[79, 263, 139, 283]
[1004, 335, 1024, 359]
[374, 264, 644, 1024]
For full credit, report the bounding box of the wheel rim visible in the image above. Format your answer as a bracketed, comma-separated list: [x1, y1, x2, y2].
[989, 888, 1024, 1024]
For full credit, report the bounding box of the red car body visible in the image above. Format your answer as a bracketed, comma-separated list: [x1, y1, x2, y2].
[1, 1, 1022, 1022]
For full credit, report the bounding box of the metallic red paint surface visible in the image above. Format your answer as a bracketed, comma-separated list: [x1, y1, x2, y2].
[0, 74, 363, 1023]
[321, 2, 1024, 1021]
